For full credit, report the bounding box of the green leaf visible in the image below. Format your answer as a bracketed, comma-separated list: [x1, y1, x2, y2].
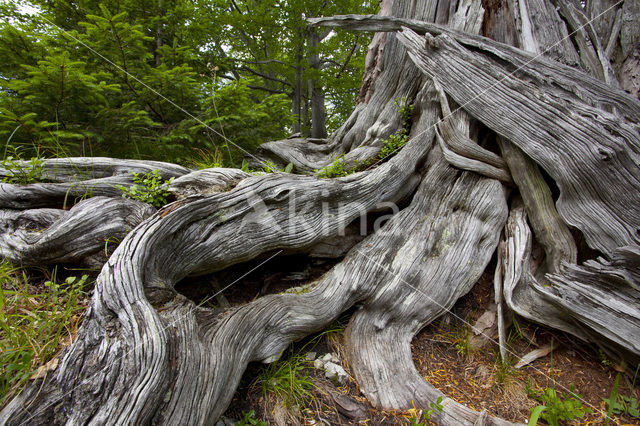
[528, 406, 546, 426]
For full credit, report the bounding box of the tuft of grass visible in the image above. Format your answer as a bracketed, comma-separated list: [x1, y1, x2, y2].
[437, 320, 475, 360]
[494, 355, 518, 386]
[0, 261, 89, 406]
[253, 347, 316, 411]
[261, 160, 294, 174]
[377, 97, 413, 161]
[189, 148, 225, 169]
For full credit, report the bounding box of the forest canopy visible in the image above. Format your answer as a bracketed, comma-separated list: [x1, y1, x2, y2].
[0, 0, 377, 165]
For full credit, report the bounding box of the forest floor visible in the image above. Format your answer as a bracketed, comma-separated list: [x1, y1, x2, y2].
[218, 263, 640, 426]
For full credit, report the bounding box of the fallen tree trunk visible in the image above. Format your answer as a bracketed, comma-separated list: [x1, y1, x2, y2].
[1, 0, 639, 425]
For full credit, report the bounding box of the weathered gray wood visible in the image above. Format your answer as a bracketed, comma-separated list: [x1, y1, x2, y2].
[0, 197, 155, 266]
[587, 0, 621, 47]
[436, 128, 512, 183]
[308, 15, 640, 122]
[0, 177, 135, 209]
[546, 246, 640, 358]
[552, 0, 615, 83]
[432, 78, 512, 183]
[501, 204, 588, 338]
[345, 147, 508, 419]
[619, 0, 640, 98]
[494, 242, 508, 363]
[0, 98, 437, 424]
[497, 138, 577, 274]
[2, 3, 639, 425]
[398, 27, 640, 255]
[605, 8, 623, 58]
[0, 157, 191, 183]
[169, 168, 250, 198]
[513, 0, 581, 67]
[0, 158, 191, 209]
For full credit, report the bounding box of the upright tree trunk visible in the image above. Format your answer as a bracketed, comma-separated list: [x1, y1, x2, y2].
[307, 28, 328, 139]
[292, 25, 304, 135]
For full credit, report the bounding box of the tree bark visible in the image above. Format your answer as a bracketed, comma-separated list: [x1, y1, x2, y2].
[2, 1, 640, 425]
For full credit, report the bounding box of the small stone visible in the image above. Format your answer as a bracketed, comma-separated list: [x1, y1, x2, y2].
[313, 359, 325, 369]
[321, 353, 332, 362]
[305, 351, 317, 361]
[324, 362, 348, 385]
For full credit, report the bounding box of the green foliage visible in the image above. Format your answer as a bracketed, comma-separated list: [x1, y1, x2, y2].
[116, 169, 174, 208]
[236, 410, 267, 426]
[598, 348, 612, 368]
[604, 373, 639, 424]
[377, 97, 413, 161]
[494, 355, 518, 386]
[1, 146, 44, 184]
[409, 396, 444, 425]
[260, 160, 294, 174]
[0, 261, 88, 406]
[316, 154, 350, 178]
[253, 348, 316, 410]
[528, 405, 546, 426]
[0, 0, 376, 163]
[378, 131, 409, 160]
[526, 383, 592, 425]
[395, 97, 414, 128]
[188, 148, 225, 169]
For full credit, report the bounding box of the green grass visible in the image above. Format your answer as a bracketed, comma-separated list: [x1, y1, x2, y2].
[250, 317, 349, 421]
[604, 373, 639, 424]
[0, 261, 89, 406]
[189, 148, 225, 169]
[236, 410, 267, 426]
[252, 347, 316, 410]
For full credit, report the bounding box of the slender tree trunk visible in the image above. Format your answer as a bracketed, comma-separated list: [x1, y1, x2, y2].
[307, 28, 328, 139]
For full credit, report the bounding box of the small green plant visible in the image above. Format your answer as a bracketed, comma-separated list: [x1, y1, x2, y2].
[409, 396, 444, 425]
[395, 97, 414, 128]
[1, 146, 44, 184]
[494, 355, 519, 386]
[0, 262, 88, 405]
[316, 154, 349, 178]
[252, 347, 316, 410]
[604, 373, 639, 424]
[598, 348, 612, 368]
[376, 97, 414, 161]
[261, 160, 294, 174]
[379, 131, 409, 160]
[526, 383, 592, 425]
[236, 409, 267, 426]
[116, 169, 174, 208]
